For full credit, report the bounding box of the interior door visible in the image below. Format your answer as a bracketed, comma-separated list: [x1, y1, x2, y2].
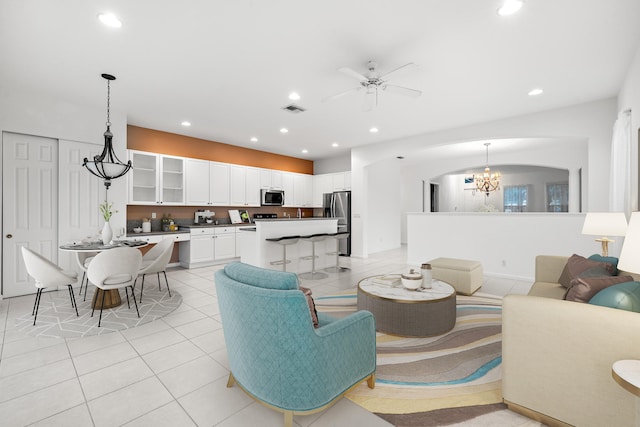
[2, 132, 58, 297]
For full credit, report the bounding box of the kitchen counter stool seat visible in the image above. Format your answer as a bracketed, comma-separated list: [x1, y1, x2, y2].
[324, 232, 350, 273]
[299, 233, 328, 280]
[265, 235, 300, 272]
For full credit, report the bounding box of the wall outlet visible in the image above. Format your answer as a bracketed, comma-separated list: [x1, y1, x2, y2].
[151, 212, 157, 219]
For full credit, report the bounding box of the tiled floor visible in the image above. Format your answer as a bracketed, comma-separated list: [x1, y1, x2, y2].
[0, 246, 532, 427]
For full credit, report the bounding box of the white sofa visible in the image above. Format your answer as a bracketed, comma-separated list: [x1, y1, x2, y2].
[502, 255, 640, 427]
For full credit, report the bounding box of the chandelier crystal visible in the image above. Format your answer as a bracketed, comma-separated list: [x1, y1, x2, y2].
[83, 73, 132, 190]
[475, 143, 501, 196]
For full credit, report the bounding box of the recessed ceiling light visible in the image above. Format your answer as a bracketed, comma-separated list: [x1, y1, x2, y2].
[280, 128, 289, 133]
[528, 88, 543, 96]
[369, 127, 379, 133]
[332, 142, 339, 147]
[497, 0, 523, 16]
[289, 92, 300, 101]
[181, 121, 191, 127]
[302, 149, 308, 154]
[97, 12, 123, 28]
[250, 137, 258, 142]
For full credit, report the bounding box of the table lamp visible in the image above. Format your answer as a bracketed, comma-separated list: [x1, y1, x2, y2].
[617, 212, 640, 275]
[581, 212, 628, 257]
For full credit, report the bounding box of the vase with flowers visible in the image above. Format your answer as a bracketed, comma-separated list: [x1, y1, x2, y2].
[99, 201, 117, 244]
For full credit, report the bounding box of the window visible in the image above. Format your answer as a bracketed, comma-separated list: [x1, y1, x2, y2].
[503, 185, 528, 212]
[547, 183, 568, 212]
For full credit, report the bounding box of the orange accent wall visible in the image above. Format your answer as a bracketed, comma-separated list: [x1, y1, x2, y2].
[127, 125, 313, 174]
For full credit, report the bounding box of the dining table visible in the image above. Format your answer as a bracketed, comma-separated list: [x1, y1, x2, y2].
[59, 240, 149, 309]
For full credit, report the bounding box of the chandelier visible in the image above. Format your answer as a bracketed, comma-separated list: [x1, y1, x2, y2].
[83, 73, 132, 190]
[475, 143, 501, 196]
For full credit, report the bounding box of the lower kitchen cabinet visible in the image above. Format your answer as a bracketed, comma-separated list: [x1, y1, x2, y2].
[179, 227, 238, 268]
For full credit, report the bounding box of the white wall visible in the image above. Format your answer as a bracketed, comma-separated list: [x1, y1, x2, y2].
[365, 160, 402, 253]
[313, 152, 351, 174]
[407, 212, 617, 280]
[352, 98, 616, 258]
[618, 43, 640, 211]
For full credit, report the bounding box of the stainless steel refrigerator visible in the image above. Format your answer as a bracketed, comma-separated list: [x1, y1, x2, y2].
[323, 191, 351, 256]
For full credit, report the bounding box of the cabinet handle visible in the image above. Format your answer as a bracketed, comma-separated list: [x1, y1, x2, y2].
[6, 234, 12, 239]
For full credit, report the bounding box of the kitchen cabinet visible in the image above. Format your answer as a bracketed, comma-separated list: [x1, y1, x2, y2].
[260, 169, 283, 189]
[332, 171, 351, 191]
[128, 150, 185, 205]
[312, 174, 332, 207]
[185, 159, 230, 206]
[230, 165, 260, 206]
[293, 173, 313, 207]
[282, 172, 295, 207]
[179, 226, 238, 268]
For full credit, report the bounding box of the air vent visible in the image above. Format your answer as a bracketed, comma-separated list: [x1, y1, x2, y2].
[281, 103, 306, 113]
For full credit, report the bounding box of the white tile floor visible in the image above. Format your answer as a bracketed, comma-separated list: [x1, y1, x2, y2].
[0, 246, 532, 427]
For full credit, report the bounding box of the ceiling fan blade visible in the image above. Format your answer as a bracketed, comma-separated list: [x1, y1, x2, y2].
[338, 67, 369, 83]
[322, 86, 362, 102]
[383, 84, 422, 98]
[380, 62, 418, 80]
[362, 89, 376, 112]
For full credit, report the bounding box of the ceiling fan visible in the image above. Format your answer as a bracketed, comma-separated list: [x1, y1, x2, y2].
[324, 60, 422, 111]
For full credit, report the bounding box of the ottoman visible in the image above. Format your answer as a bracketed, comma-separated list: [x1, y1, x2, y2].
[428, 257, 483, 295]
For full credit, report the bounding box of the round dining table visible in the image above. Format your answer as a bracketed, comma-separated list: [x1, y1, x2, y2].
[59, 240, 148, 309]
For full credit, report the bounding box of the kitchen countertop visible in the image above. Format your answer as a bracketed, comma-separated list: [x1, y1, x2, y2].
[126, 229, 189, 237]
[252, 217, 336, 222]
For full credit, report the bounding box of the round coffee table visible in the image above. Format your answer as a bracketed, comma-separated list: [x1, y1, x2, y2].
[357, 275, 456, 337]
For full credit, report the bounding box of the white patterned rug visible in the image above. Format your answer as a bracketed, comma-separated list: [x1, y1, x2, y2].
[14, 284, 182, 338]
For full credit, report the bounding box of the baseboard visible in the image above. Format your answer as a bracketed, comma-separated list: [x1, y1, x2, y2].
[503, 400, 573, 427]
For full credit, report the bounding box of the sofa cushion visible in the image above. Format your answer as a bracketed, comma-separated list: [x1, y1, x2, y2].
[565, 275, 634, 303]
[223, 262, 299, 290]
[558, 254, 615, 288]
[589, 281, 640, 312]
[300, 286, 319, 328]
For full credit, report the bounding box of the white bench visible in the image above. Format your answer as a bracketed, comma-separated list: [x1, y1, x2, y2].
[428, 257, 483, 295]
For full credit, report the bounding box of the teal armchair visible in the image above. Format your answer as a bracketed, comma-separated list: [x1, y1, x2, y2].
[215, 262, 376, 426]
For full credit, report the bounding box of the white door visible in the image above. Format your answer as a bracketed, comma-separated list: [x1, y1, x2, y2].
[2, 132, 58, 297]
[58, 139, 104, 272]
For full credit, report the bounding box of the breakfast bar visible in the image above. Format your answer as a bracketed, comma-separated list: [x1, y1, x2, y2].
[240, 218, 338, 274]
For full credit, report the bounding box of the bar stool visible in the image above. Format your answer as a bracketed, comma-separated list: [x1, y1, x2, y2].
[324, 232, 350, 273]
[299, 233, 328, 280]
[265, 235, 300, 272]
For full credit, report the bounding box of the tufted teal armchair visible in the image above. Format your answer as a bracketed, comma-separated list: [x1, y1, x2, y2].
[215, 262, 376, 427]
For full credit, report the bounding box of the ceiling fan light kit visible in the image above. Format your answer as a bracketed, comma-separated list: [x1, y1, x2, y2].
[325, 60, 422, 111]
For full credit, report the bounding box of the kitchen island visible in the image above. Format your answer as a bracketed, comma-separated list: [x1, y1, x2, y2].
[239, 218, 338, 274]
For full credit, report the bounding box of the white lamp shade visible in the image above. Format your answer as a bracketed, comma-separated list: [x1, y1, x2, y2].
[618, 212, 640, 274]
[581, 212, 628, 237]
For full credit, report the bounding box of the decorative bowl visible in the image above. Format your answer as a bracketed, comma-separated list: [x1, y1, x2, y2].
[401, 269, 423, 290]
[206, 219, 213, 224]
[133, 227, 142, 233]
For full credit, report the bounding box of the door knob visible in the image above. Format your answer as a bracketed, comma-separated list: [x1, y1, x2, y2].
[6, 234, 12, 238]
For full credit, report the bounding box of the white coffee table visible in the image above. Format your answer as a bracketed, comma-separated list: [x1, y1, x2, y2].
[357, 275, 456, 337]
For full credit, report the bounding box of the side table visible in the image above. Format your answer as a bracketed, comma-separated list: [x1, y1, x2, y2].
[612, 359, 640, 427]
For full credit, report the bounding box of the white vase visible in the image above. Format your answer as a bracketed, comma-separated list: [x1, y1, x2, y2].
[102, 221, 113, 245]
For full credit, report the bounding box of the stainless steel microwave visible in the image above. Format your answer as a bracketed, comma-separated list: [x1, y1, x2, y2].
[261, 189, 285, 206]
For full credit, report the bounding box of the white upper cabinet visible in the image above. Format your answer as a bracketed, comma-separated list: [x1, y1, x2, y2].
[313, 174, 332, 207]
[129, 150, 185, 205]
[293, 173, 313, 207]
[186, 159, 230, 206]
[332, 171, 351, 191]
[230, 165, 260, 206]
[282, 172, 295, 207]
[260, 168, 283, 189]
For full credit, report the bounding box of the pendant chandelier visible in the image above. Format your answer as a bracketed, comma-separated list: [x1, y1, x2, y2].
[83, 73, 132, 190]
[475, 142, 501, 196]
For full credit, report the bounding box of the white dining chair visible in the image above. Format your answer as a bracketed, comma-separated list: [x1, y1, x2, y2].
[21, 246, 79, 325]
[87, 247, 142, 327]
[136, 238, 174, 302]
[75, 251, 97, 301]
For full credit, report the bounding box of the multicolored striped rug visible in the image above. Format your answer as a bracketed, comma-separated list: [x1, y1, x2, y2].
[315, 291, 541, 426]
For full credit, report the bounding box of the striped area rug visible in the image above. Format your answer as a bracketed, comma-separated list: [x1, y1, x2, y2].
[315, 291, 541, 426]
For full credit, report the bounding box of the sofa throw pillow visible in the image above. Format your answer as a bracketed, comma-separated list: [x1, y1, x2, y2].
[558, 254, 615, 288]
[565, 275, 634, 303]
[300, 286, 319, 328]
[588, 254, 619, 274]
